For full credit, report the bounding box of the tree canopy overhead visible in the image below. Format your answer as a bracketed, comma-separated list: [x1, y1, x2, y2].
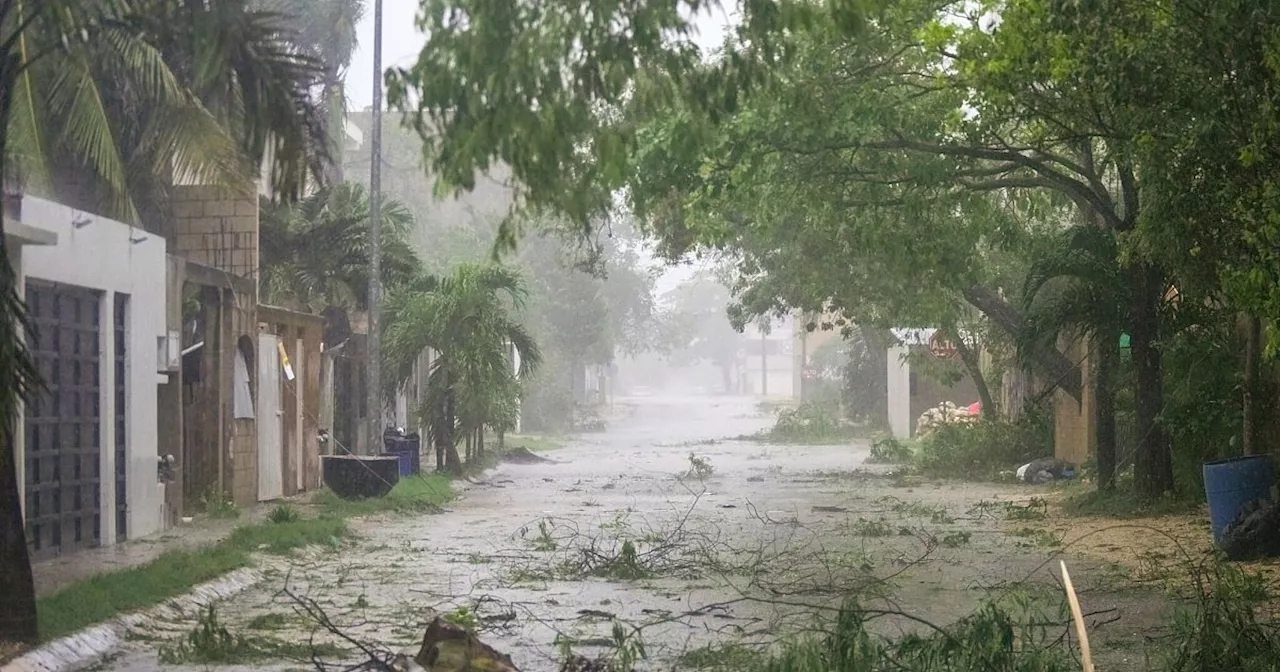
[384, 0, 873, 251]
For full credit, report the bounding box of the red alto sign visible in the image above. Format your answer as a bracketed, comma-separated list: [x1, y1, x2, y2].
[927, 331, 959, 360]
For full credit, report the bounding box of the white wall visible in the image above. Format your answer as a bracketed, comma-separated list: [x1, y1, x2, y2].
[886, 345, 911, 438]
[20, 196, 169, 543]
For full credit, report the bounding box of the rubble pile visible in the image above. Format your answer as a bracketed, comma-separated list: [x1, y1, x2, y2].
[915, 401, 978, 437]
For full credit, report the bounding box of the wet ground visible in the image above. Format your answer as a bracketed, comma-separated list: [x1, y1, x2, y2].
[100, 395, 1175, 671]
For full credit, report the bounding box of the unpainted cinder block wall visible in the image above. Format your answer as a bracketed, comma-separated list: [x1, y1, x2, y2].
[1053, 333, 1095, 467]
[170, 185, 260, 284]
[170, 185, 262, 506]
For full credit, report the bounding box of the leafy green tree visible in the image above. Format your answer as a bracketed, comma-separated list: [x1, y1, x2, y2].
[383, 264, 541, 474]
[259, 182, 420, 312]
[384, 0, 865, 250]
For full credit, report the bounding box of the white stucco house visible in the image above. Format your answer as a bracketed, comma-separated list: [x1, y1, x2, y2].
[7, 195, 170, 560]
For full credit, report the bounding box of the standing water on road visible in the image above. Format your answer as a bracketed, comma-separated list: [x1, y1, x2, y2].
[104, 395, 1165, 671]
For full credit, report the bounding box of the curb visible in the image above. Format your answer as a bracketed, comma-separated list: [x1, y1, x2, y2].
[2, 568, 263, 672]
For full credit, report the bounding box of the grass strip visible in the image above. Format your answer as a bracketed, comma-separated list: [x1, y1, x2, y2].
[35, 473, 454, 642]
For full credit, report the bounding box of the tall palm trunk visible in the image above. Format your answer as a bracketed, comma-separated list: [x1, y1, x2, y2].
[325, 77, 345, 183]
[1094, 328, 1119, 490]
[443, 386, 462, 474]
[0, 49, 39, 644]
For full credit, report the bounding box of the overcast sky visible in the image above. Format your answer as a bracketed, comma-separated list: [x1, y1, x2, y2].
[343, 1, 736, 295]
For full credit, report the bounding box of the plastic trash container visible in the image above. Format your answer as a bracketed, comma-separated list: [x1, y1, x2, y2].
[1204, 454, 1276, 542]
[402, 433, 422, 474]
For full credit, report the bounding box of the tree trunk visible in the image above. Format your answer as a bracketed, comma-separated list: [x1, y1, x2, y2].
[952, 330, 994, 416]
[963, 285, 1082, 401]
[0, 51, 39, 644]
[1130, 263, 1173, 499]
[443, 388, 462, 474]
[1243, 314, 1261, 456]
[1095, 329, 1119, 491]
[477, 427, 485, 460]
[433, 373, 447, 472]
[498, 430, 505, 452]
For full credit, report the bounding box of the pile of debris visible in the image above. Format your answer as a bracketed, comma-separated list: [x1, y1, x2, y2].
[391, 618, 519, 671]
[390, 618, 620, 671]
[1220, 499, 1280, 561]
[915, 401, 979, 436]
[1014, 457, 1076, 484]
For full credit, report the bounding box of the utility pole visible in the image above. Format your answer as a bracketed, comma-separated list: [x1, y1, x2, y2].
[366, 0, 384, 454]
[760, 331, 768, 397]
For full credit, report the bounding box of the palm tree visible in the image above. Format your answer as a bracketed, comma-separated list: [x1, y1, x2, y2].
[6, 0, 328, 228]
[1020, 225, 1127, 490]
[259, 182, 420, 312]
[383, 264, 541, 474]
[261, 0, 366, 182]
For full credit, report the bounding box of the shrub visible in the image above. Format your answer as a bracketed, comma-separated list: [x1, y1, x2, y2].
[765, 403, 852, 443]
[913, 411, 1052, 480]
[867, 434, 914, 463]
[752, 597, 1074, 672]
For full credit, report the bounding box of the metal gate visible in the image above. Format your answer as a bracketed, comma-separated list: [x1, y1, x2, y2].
[24, 281, 103, 560]
[113, 293, 128, 541]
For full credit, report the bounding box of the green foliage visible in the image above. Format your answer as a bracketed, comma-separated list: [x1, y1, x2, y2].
[442, 605, 479, 632]
[503, 435, 565, 452]
[868, 434, 913, 464]
[383, 263, 542, 471]
[34, 475, 456, 642]
[913, 412, 1053, 481]
[36, 545, 250, 642]
[761, 403, 854, 444]
[266, 504, 300, 524]
[5, 0, 327, 226]
[1159, 317, 1247, 496]
[157, 604, 342, 664]
[1159, 564, 1280, 672]
[750, 597, 1075, 672]
[259, 183, 421, 312]
[200, 490, 240, 519]
[385, 0, 857, 246]
[224, 517, 347, 555]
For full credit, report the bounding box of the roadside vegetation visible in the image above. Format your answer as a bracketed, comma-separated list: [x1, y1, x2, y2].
[35, 513, 349, 642]
[34, 474, 455, 644]
[503, 434, 566, 453]
[675, 560, 1279, 672]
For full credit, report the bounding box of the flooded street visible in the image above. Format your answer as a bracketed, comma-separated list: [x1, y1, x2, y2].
[104, 395, 1169, 670]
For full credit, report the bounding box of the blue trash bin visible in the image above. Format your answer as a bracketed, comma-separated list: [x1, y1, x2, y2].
[1203, 454, 1276, 542]
[403, 434, 422, 474]
[380, 450, 411, 477]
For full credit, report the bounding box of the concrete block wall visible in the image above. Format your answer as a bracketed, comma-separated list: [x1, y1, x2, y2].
[224, 295, 260, 507]
[171, 186, 259, 283]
